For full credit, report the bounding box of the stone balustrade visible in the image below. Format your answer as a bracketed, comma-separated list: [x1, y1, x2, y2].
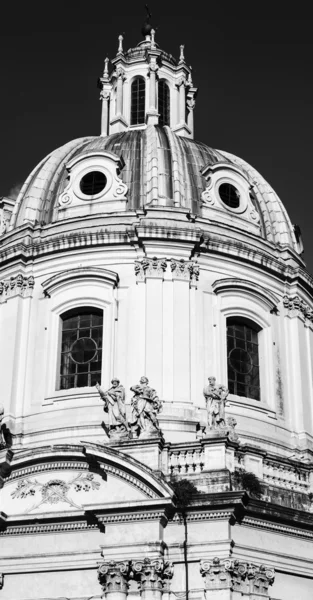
[168, 446, 204, 475]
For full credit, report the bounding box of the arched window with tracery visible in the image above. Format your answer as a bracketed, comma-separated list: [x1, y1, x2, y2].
[226, 317, 261, 400]
[59, 307, 103, 389]
[131, 77, 146, 125]
[158, 80, 170, 127]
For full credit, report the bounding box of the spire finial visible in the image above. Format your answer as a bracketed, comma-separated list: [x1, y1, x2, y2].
[142, 4, 153, 38]
[179, 45, 185, 64]
[118, 34, 124, 54]
[103, 57, 109, 81]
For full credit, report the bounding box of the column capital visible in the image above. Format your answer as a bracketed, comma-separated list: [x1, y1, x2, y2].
[170, 259, 199, 287]
[132, 558, 173, 591]
[135, 258, 168, 282]
[200, 558, 275, 596]
[247, 563, 275, 597]
[98, 560, 131, 594]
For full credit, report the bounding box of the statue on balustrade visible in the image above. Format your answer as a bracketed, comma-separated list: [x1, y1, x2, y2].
[0, 405, 6, 449]
[96, 379, 129, 438]
[130, 376, 162, 437]
[203, 376, 238, 441]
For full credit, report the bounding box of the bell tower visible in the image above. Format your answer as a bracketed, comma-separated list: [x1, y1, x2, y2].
[98, 10, 198, 138]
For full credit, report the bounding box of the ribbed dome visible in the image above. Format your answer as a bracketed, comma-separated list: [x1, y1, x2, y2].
[9, 125, 298, 251]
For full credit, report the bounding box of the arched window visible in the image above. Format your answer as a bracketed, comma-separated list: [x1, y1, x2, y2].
[60, 307, 103, 390]
[131, 77, 146, 125]
[227, 317, 261, 400]
[158, 80, 170, 127]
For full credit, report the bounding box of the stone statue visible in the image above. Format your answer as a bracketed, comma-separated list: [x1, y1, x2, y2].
[0, 405, 6, 449]
[130, 376, 162, 436]
[96, 379, 129, 438]
[203, 377, 229, 428]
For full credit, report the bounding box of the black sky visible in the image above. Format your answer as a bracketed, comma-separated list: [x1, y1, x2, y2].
[1, 1, 313, 272]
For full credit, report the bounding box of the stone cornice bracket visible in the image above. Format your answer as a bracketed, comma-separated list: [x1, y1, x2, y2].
[132, 558, 173, 593]
[98, 560, 131, 595]
[0, 274, 34, 303]
[200, 558, 275, 597]
[170, 259, 200, 288]
[134, 257, 168, 282]
[283, 294, 313, 322]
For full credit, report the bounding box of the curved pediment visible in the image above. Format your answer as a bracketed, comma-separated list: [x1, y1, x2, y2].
[0, 444, 174, 534]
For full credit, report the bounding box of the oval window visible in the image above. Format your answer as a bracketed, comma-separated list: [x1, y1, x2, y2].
[219, 183, 240, 209]
[80, 171, 107, 196]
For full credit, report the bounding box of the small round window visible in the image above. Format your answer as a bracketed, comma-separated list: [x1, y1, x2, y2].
[219, 183, 240, 209]
[80, 171, 107, 196]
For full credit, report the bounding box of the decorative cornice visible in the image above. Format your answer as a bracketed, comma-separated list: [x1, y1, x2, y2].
[7, 461, 89, 482]
[0, 273, 34, 302]
[99, 510, 170, 524]
[0, 520, 98, 536]
[243, 516, 313, 540]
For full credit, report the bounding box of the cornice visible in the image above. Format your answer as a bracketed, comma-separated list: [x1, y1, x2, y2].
[212, 277, 280, 312]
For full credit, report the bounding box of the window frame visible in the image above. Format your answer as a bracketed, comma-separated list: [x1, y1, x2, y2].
[59, 307, 104, 391]
[158, 79, 170, 127]
[130, 76, 146, 126]
[226, 316, 261, 401]
[41, 268, 117, 404]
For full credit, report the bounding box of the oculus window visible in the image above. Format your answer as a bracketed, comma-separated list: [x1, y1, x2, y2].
[80, 171, 107, 196]
[158, 80, 170, 127]
[131, 77, 146, 125]
[227, 317, 260, 400]
[219, 183, 240, 209]
[60, 308, 103, 390]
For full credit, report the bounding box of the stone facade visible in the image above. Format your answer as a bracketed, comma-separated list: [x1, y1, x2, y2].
[0, 18, 313, 600]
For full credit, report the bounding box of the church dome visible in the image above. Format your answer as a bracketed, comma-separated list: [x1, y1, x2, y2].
[9, 125, 299, 253]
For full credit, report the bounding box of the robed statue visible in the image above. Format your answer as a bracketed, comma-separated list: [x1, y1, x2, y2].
[96, 378, 128, 437]
[203, 376, 229, 428]
[130, 376, 162, 436]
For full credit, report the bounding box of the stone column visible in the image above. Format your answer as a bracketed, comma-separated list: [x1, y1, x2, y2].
[116, 69, 125, 117]
[98, 560, 131, 600]
[178, 78, 186, 125]
[101, 91, 110, 136]
[132, 558, 173, 600]
[147, 51, 159, 125]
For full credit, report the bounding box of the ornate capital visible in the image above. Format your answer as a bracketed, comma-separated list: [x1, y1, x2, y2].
[283, 294, 313, 322]
[200, 558, 246, 591]
[98, 560, 131, 594]
[0, 274, 35, 303]
[134, 257, 167, 282]
[247, 564, 275, 596]
[170, 259, 199, 287]
[200, 559, 274, 596]
[132, 558, 173, 592]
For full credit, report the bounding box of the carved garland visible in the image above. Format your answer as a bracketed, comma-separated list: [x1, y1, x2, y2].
[283, 294, 313, 322]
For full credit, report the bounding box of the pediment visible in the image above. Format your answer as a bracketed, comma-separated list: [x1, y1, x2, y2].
[0, 443, 173, 524]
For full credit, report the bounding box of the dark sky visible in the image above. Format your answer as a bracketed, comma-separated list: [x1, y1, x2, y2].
[1, 2, 313, 273]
